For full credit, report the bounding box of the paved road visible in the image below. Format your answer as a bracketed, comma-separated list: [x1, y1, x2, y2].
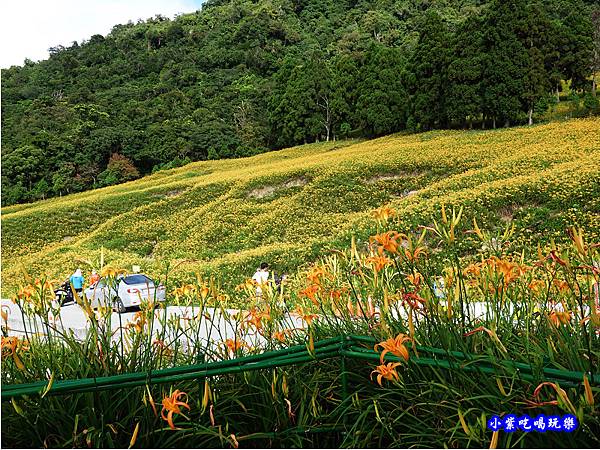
[2, 297, 526, 342]
[7, 295, 570, 352]
[1, 299, 306, 349]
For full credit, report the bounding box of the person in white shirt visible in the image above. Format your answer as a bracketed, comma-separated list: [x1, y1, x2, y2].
[252, 262, 270, 298]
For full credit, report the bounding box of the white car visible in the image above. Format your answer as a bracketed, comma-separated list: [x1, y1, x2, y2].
[85, 274, 166, 313]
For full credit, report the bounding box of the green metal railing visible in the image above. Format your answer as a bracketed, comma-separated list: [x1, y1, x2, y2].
[2, 335, 598, 400]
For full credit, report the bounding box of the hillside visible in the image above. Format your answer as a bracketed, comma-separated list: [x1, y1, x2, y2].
[2, 118, 599, 295]
[2, 0, 598, 205]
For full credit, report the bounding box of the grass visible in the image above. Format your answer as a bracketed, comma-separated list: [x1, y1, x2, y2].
[1, 118, 599, 299]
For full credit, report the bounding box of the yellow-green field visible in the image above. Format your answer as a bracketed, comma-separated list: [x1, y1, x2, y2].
[2, 118, 599, 295]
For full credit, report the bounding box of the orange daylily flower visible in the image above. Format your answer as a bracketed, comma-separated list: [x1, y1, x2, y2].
[244, 308, 271, 332]
[174, 284, 196, 297]
[465, 263, 482, 278]
[402, 292, 426, 310]
[403, 246, 427, 262]
[527, 279, 546, 294]
[128, 311, 148, 333]
[328, 289, 344, 301]
[223, 338, 248, 355]
[273, 331, 287, 343]
[580, 314, 600, 327]
[1, 336, 19, 357]
[371, 206, 396, 223]
[17, 285, 35, 301]
[34, 278, 56, 291]
[101, 266, 128, 278]
[153, 339, 173, 357]
[374, 333, 411, 363]
[236, 279, 257, 292]
[548, 250, 568, 267]
[524, 382, 576, 413]
[295, 306, 318, 325]
[406, 272, 423, 288]
[485, 257, 523, 285]
[370, 231, 402, 254]
[365, 255, 392, 272]
[1, 336, 27, 370]
[495, 259, 517, 282]
[246, 313, 263, 331]
[463, 263, 482, 278]
[548, 311, 571, 326]
[371, 362, 402, 386]
[306, 266, 331, 285]
[552, 279, 570, 294]
[200, 285, 210, 300]
[299, 284, 320, 305]
[161, 389, 190, 430]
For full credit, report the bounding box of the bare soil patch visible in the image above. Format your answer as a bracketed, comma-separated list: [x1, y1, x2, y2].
[365, 171, 423, 184]
[390, 190, 419, 199]
[248, 177, 308, 199]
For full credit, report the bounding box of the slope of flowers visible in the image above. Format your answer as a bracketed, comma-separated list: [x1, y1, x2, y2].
[1, 118, 599, 296]
[2, 207, 599, 448]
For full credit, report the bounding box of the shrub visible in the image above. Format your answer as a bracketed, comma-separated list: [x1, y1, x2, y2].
[98, 153, 140, 186]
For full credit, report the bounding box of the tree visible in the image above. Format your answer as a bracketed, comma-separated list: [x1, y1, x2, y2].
[559, 9, 593, 92]
[31, 179, 50, 201]
[356, 45, 408, 135]
[407, 11, 452, 130]
[52, 164, 77, 196]
[230, 73, 269, 151]
[1, 0, 597, 206]
[269, 51, 334, 146]
[480, 0, 529, 128]
[545, 19, 567, 102]
[98, 153, 139, 186]
[1, 183, 28, 206]
[447, 15, 485, 128]
[329, 54, 360, 139]
[1, 145, 46, 191]
[517, 2, 553, 125]
[592, 8, 600, 95]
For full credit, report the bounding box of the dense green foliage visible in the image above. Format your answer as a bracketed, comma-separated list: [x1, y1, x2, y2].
[2, 0, 599, 205]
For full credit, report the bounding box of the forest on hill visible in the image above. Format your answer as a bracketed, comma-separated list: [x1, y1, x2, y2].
[2, 0, 599, 206]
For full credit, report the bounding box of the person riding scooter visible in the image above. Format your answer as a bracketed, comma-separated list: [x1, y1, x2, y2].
[54, 268, 86, 306]
[54, 280, 74, 306]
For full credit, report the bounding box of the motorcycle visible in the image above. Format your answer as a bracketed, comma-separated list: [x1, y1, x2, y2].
[54, 281, 74, 306]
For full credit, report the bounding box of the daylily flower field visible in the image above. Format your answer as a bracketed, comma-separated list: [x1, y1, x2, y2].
[2, 204, 599, 447]
[1, 118, 599, 447]
[1, 118, 599, 298]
